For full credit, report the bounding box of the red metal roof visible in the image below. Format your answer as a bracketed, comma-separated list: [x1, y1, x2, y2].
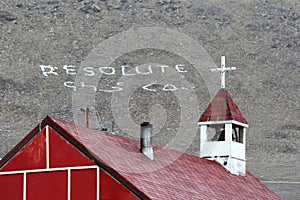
[199, 88, 248, 124]
[0, 116, 280, 199]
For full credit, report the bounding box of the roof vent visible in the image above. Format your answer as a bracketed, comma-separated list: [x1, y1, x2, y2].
[140, 122, 154, 160]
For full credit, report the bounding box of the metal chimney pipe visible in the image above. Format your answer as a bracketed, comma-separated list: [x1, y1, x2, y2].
[140, 122, 154, 160]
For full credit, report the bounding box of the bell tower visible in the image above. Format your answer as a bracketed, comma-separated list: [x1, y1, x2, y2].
[199, 56, 248, 176]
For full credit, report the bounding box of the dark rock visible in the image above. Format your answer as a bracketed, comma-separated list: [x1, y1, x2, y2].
[80, 4, 93, 14]
[0, 10, 17, 22]
[290, 12, 299, 21]
[79, 2, 102, 14]
[47, 1, 60, 5]
[92, 4, 101, 12]
[16, 3, 25, 9]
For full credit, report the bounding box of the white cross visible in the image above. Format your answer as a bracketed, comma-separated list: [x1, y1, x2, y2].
[211, 55, 236, 88]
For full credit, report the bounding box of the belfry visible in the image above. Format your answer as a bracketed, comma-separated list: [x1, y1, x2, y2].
[199, 56, 249, 176]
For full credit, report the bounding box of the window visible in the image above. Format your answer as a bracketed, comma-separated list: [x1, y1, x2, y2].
[232, 125, 244, 143]
[207, 124, 225, 141]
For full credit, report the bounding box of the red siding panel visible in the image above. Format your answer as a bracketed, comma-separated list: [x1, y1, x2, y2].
[0, 174, 23, 199]
[71, 169, 97, 200]
[48, 128, 94, 168]
[27, 171, 67, 200]
[1, 129, 46, 172]
[100, 170, 137, 200]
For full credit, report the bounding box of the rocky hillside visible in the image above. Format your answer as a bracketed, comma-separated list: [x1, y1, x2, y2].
[0, 0, 299, 199]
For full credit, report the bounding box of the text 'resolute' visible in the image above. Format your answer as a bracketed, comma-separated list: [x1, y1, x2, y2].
[39, 64, 194, 92]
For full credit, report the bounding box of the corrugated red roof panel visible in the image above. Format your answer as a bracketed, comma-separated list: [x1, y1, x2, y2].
[199, 89, 248, 124]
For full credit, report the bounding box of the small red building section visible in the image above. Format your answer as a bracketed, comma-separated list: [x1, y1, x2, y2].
[0, 174, 23, 199]
[0, 124, 137, 200]
[100, 170, 137, 200]
[48, 127, 94, 168]
[27, 170, 68, 200]
[71, 168, 97, 200]
[1, 129, 47, 172]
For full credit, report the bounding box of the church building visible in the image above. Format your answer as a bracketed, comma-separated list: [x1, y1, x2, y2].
[0, 57, 281, 199]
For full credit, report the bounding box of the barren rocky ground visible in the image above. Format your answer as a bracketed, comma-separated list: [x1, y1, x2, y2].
[0, 0, 299, 199]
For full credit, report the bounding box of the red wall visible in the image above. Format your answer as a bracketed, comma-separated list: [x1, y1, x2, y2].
[0, 174, 23, 199]
[0, 126, 138, 200]
[100, 170, 138, 200]
[48, 128, 95, 168]
[71, 168, 97, 200]
[27, 171, 68, 200]
[1, 129, 47, 171]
